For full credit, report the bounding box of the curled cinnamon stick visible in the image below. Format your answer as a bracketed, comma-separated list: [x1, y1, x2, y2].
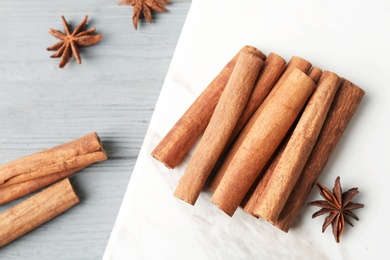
[0, 132, 106, 204]
[151, 46, 266, 169]
[174, 49, 264, 205]
[243, 66, 323, 215]
[0, 178, 79, 247]
[253, 71, 341, 222]
[211, 69, 315, 216]
[0, 132, 106, 187]
[208, 56, 312, 191]
[273, 78, 365, 232]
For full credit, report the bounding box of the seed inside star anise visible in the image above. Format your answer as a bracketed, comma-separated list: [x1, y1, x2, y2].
[307, 176, 364, 243]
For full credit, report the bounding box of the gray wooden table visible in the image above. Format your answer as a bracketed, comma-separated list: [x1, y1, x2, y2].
[0, 0, 191, 259]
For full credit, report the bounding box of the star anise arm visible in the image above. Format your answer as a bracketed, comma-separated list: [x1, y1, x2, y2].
[332, 213, 344, 243]
[59, 43, 72, 68]
[70, 42, 81, 64]
[307, 200, 337, 210]
[48, 29, 66, 40]
[316, 182, 340, 208]
[311, 208, 335, 218]
[146, 0, 168, 12]
[75, 35, 103, 47]
[47, 41, 65, 51]
[49, 43, 67, 58]
[342, 188, 360, 207]
[333, 176, 343, 206]
[72, 16, 88, 36]
[75, 28, 97, 37]
[61, 16, 71, 36]
[132, 3, 142, 29]
[322, 211, 338, 233]
[143, 4, 153, 24]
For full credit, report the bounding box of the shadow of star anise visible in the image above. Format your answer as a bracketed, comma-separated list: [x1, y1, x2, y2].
[47, 16, 103, 68]
[307, 176, 364, 243]
[119, 0, 170, 30]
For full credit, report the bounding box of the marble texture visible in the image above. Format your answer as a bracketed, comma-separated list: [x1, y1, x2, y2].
[104, 0, 390, 259]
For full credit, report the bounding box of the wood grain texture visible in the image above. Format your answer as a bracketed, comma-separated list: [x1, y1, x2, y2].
[0, 0, 191, 259]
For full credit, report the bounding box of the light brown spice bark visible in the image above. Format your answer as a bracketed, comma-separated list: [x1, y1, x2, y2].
[242, 65, 323, 214]
[253, 71, 341, 222]
[208, 56, 312, 191]
[211, 69, 315, 216]
[0, 132, 106, 204]
[173, 50, 264, 205]
[272, 78, 365, 232]
[151, 46, 266, 169]
[0, 132, 107, 187]
[0, 178, 79, 247]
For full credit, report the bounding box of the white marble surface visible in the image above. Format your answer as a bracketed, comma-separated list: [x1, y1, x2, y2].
[104, 0, 390, 259]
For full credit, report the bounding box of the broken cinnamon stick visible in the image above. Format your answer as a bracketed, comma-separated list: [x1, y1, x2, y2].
[208, 56, 312, 191]
[0, 178, 79, 247]
[151, 46, 266, 169]
[272, 78, 365, 232]
[211, 69, 315, 216]
[253, 71, 341, 222]
[174, 49, 264, 205]
[0, 132, 106, 203]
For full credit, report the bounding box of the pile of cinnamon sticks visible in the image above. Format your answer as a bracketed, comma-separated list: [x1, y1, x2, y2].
[0, 132, 107, 247]
[151, 45, 365, 232]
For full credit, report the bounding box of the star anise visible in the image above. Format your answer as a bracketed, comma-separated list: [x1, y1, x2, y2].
[307, 176, 364, 243]
[119, 0, 170, 30]
[47, 16, 103, 68]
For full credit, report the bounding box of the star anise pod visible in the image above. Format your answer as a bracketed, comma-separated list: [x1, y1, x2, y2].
[307, 176, 364, 243]
[47, 16, 103, 68]
[119, 0, 170, 30]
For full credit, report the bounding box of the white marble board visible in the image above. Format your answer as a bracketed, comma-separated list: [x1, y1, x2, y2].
[104, 1, 390, 259]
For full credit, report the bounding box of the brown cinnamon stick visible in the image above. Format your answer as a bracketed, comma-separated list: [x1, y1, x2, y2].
[0, 132, 106, 204]
[0, 132, 107, 187]
[151, 46, 266, 169]
[211, 69, 315, 216]
[242, 66, 323, 214]
[272, 78, 365, 232]
[0, 178, 79, 247]
[0, 166, 85, 205]
[253, 71, 341, 222]
[208, 56, 312, 191]
[308, 66, 323, 84]
[174, 49, 264, 205]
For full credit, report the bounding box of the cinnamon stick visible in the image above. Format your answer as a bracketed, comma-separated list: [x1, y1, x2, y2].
[253, 71, 341, 222]
[0, 132, 106, 204]
[211, 69, 315, 216]
[0, 178, 79, 247]
[0, 166, 85, 205]
[0, 132, 107, 187]
[151, 46, 266, 169]
[273, 78, 365, 232]
[174, 49, 264, 205]
[208, 56, 312, 191]
[242, 66, 323, 214]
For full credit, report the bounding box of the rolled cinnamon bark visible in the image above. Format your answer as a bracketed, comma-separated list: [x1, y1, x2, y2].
[208, 56, 312, 191]
[211, 69, 315, 216]
[253, 71, 341, 222]
[308, 67, 323, 84]
[0, 166, 85, 205]
[0, 132, 107, 187]
[151, 46, 266, 169]
[243, 65, 323, 214]
[273, 78, 365, 232]
[174, 49, 264, 205]
[0, 178, 79, 247]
